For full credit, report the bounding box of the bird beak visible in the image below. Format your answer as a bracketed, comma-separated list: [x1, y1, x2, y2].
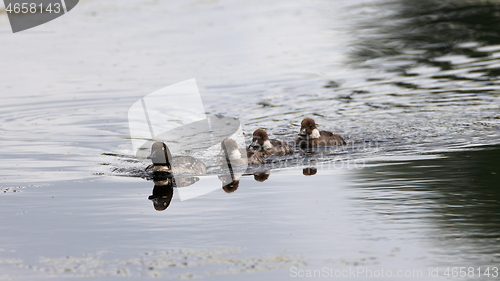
[298, 128, 307, 137]
[249, 141, 258, 150]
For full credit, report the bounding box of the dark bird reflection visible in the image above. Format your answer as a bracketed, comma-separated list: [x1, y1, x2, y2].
[142, 130, 341, 206]
[219, 174, 240, 193]
[303, 167, 317, 176]
[146, 163, 332, 210]
[217, 162, 270, 193]
[145, 135, 328, 207]
[147, 173, 201, 211]
[253, 171, 270, 182]
[148, 176, 175, 211]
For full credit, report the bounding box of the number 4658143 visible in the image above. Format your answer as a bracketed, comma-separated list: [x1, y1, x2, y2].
[443, 267, 498, 278]
[5, 2, 62, 14]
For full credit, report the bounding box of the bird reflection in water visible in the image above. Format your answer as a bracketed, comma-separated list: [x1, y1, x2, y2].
[148, 175, 175, 211]
[146, 137, 327, 208]
[148, 166, 322, 209]
[303, 167, 317, 176]
[219, 170, 271, 193]
[219, 138, 244, 193]
[148, 173, 201, 211]
[219, 138, 273, 193]
[219, 174, 240, 193]
[253, 171, 270, 182]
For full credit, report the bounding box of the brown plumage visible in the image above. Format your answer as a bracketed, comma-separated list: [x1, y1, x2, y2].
[221, 179, 240, 193]
[250, 129, 293, 156]
[295, 118, 346, 147]
[253, 171, 270, 182]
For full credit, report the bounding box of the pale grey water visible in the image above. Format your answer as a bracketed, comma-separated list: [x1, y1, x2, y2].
[1, 0, 500, 280]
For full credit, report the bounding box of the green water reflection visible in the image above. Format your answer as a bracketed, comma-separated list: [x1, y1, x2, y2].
[352, 0, 500, 75]
[354, 145, 500, 265]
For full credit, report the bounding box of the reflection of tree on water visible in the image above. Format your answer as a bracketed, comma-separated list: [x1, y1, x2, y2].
[353, 145, 500, 261]
[350, 0, 500, 82]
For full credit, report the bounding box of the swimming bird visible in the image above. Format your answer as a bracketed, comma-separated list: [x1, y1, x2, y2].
[217, 138, 263, 194]
[295, 118, 346, 147]
[146, 142, 207, 174]
[221, 138, 265, 165]
[250, 129, 293, 156]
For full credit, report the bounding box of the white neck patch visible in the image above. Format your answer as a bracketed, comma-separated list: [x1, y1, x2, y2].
[229, 150, 242, 160]
[233, 173, 242, 181]
[311, 129, 320, 139]
[263, 140, 273, 150]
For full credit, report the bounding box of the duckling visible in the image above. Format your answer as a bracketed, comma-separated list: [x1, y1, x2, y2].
[146, 142, 206, 174]
[221, 138, 265, 165]
[250, 129, 293, 156]
[295, 118, 346, 147]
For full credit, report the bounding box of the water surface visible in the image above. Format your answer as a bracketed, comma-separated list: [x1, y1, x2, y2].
[0, 0, 499, 279]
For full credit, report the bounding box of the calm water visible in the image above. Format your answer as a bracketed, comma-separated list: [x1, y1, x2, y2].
[0, 0, 499, 279]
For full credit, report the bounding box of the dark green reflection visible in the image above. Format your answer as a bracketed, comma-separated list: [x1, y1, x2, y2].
[350, 0, 500, 83]
[353, 145, 500, 259]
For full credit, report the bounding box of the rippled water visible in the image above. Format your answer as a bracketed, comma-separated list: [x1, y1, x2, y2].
[1, 0, 499, 279]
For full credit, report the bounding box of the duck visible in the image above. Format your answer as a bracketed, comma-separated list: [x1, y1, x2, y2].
[295, 118, 346, 147]
[221, 138, 265, 165]
[146, 142, 207, 174]
[250, 129, 293, 156]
